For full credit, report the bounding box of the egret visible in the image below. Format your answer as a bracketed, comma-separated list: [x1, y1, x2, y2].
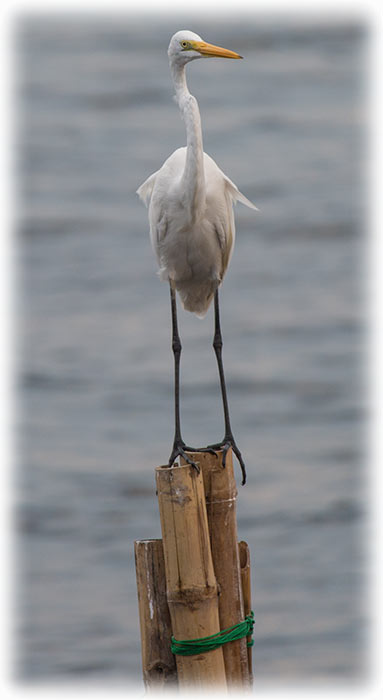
[137, 30, 257, 485]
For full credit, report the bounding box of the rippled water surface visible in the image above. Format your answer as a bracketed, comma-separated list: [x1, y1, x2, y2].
[16, 14, 367, 685]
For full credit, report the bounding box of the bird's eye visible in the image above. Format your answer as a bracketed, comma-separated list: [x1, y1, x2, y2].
[181, 41, 188, 48]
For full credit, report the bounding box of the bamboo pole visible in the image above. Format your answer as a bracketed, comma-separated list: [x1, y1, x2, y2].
[181, 449, 250, 688]
[239, 540, 253, 685]
[156, 463, 227, 689]
[134, 539, 177, 689]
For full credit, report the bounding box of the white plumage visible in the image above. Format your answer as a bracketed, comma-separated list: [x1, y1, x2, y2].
[137, 30, 257, 318]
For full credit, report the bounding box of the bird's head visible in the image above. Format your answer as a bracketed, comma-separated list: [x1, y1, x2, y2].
[168, 30, 242, 66]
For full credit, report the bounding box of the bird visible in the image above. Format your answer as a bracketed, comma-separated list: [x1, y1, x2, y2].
[137, 30, 257, 485]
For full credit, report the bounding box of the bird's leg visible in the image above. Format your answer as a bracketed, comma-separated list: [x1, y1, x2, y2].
[208, 289, 247, 485]
[168, 283, 200, 473]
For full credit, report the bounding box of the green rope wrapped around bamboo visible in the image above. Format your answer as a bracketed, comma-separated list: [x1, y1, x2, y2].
[171, 611, 255, 656]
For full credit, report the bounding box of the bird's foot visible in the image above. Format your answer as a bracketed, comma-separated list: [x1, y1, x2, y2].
[183, 445, 219, 457]
[168, 439, 200, 474]
[207, 435, 247, 485]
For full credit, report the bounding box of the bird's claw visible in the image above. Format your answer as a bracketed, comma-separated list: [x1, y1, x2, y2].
[207, 437, 247, 485]
[168, 441, 200, 474]
[183, 445, 219, 458]
[167, 437, 246, 485]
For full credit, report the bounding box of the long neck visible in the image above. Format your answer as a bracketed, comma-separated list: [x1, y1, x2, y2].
[170, 61, 206, 220]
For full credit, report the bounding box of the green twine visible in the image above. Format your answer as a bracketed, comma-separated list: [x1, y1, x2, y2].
[171, 611, 255, 656]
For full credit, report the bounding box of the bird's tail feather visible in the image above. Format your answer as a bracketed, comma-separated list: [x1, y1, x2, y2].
[177, 281, 217, 318]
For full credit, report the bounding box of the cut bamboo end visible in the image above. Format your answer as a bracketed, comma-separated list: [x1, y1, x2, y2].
[181, 449, 250, 688]
[239, 540, 253, 685]
[134, 539, 177, 689]
[156, 463, 227, 689]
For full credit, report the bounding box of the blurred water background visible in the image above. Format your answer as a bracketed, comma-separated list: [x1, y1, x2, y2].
[15, 13, 367, 686]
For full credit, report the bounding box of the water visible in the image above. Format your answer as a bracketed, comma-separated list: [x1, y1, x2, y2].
[15, 14, 367, 685]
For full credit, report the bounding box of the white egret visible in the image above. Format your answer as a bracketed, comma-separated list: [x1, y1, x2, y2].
[137, 30, 257, 484]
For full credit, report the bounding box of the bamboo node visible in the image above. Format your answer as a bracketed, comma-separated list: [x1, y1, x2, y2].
[206, 497, 236, 505]
[167, 583, 218, 606]
[147, 660, 175, 676]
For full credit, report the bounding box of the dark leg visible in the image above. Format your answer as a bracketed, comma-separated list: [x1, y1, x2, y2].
[168, 284, 200, 472]
[209, 289, 247, 485]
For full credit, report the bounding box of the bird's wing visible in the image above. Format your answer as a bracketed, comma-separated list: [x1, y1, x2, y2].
[220, 175, 258, 275]
[203, 152, 257, 279]
[214, 206, 234, 276]
[137, 170, 166, 269]
[206, 179, 236, 277]
[143, 149, 189, 250]
[223, 173, 259, 211]
[136, 170, 159, 207]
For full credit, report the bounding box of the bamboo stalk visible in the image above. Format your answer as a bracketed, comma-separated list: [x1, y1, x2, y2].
[156, 463, 227, 689]
[181, 449, 250, 688]
[134, 539, 177, 689]
[239, 540, 253, 685]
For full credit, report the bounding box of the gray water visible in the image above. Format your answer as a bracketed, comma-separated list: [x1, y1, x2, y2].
[16, 14, 367, 686]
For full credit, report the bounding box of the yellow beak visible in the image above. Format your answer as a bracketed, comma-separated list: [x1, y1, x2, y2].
[194, 40, 242, 59]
